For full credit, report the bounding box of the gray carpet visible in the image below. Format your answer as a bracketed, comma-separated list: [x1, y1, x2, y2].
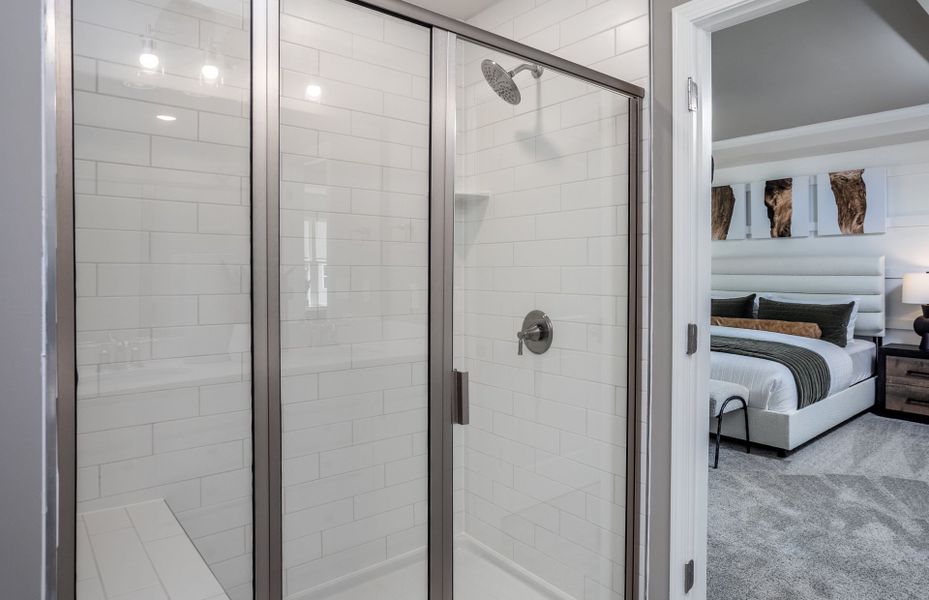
[708, 413, 929, 600]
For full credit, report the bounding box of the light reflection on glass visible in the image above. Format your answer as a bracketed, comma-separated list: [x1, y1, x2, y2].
[304, 217, 328, 308]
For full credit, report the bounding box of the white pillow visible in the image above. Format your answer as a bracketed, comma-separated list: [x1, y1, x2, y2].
[759, 294, 860, 342]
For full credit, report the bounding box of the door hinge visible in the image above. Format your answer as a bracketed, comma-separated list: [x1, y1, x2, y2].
[684, 559, 695, 593]
[687, 323, 698, 355]
[687, 77, 699, 112]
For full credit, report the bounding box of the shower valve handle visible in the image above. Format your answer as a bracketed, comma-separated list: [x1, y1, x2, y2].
[516, 324, 543, 356]
[516, 310, 554, 356]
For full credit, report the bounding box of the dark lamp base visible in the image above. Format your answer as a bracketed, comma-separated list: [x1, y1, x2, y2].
[914, 304, 929, 352]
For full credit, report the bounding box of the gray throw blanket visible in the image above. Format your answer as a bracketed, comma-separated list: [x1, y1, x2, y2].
[711, 335, 831, 408]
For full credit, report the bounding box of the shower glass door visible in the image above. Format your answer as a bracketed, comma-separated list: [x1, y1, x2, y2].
[72, 0, 254, 598]
[277, 2, 430, 598]
[452, 37, 633, 600]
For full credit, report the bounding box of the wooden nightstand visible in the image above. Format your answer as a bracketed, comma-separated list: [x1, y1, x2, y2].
[877, 343, 929, 422]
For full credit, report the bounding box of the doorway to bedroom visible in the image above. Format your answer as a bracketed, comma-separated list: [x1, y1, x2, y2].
[679, 0, 929, 598]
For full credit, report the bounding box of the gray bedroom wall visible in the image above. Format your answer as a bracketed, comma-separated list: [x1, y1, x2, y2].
[712, 0, 929, 140]
[0, 0, 47, 599]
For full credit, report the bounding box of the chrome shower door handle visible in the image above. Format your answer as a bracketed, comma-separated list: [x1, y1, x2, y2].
[453, 369, 469, 425]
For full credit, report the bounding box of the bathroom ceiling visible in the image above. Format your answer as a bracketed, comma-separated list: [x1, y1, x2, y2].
[713, 0, 929, 140]
[404, 0, 501, 21]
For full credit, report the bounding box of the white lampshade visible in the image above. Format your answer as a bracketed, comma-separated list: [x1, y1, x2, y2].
[902, 272, 929, 305]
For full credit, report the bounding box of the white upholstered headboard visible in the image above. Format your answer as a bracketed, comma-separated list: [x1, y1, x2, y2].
[712, 256, 886, 338]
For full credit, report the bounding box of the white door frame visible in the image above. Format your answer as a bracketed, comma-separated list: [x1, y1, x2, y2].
[668, 0, 810, 598]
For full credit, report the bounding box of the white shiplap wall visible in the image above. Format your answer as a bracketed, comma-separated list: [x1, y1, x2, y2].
[73, 0, 253, 597]
[714, 126, 929, 344]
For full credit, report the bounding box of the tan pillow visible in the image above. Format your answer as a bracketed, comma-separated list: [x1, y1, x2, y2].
[711, 316, 822, 339]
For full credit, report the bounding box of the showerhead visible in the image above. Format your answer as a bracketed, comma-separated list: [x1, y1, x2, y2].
[481, 59, 543, 105]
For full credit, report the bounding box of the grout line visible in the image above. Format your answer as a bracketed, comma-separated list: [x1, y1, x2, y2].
[124, 503, 173, 600]
[80, 515, 113, 600]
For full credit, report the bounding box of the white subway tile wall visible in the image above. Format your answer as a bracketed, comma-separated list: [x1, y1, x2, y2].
[278, 0, 429, 596]
[73, 0, 253, 597]
[71, 0, 649, 597]
[452, 1, 650, 598]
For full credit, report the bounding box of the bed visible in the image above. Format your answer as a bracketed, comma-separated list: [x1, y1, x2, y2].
[710, 256, 885, 453]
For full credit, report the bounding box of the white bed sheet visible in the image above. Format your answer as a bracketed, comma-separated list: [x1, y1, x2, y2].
[710, 326, 870, 413]
[846, 338, 877, 386]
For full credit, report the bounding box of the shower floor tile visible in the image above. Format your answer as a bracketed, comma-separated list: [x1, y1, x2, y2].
[78, 499, 228, 600]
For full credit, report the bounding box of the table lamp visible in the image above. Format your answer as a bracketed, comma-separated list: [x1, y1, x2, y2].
[902, 272, 929, 352]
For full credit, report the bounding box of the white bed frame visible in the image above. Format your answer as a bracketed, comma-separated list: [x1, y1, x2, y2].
[711, 256, 885, 452]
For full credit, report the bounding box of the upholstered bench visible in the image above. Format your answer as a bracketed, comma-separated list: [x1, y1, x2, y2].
[709, 379, 751, 468]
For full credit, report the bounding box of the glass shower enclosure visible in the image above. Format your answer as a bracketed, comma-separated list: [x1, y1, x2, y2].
[57, 1, 644, 599]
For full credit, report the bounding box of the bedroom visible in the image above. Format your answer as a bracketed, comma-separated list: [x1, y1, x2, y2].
[704, 0, 929, 598]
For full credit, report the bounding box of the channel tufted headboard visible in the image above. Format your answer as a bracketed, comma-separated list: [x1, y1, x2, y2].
[712, 256, 886, 338]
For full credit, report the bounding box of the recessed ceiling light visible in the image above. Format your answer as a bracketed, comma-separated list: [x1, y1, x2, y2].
[305, 84, 322, 100]
[156, 114, 177, 122]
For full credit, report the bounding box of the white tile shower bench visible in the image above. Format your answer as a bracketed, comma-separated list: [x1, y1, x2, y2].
[77, 499, 229, 600]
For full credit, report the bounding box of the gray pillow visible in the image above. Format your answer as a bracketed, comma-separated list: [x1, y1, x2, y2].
[712, 294, 756, 319]
[757, 298, 855, 347]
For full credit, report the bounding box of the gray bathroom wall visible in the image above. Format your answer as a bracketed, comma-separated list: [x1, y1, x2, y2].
[0, 1, 47, 599]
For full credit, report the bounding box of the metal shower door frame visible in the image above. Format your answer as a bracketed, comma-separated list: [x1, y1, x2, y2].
[429, 27, 456, 600]
[51, 0, 644, 598]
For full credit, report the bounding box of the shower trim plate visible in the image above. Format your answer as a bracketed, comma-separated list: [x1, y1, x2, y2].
[518, 310, 554, 355]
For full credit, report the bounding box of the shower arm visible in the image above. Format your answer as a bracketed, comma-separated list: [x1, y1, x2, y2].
[509, 63, 544, 79]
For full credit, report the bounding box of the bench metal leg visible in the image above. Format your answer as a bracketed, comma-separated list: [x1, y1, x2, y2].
[742, 398, 751, 455]
[714, 396, 748, 469]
